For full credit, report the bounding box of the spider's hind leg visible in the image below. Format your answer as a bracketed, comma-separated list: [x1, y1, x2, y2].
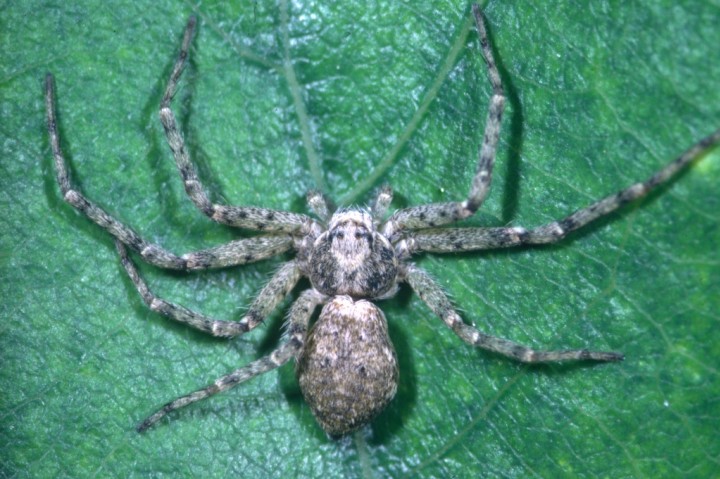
[136, 288, 324, 432]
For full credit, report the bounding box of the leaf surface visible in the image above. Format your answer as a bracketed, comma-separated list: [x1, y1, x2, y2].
[2, 1, 719, 478]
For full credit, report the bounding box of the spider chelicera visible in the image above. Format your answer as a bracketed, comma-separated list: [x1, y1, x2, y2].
[45, 5, 720, 436]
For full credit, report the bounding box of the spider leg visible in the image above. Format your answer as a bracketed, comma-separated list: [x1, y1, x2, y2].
[117, 241, 301, 337]
[46, 73, 297, 271]
[382, 5, 505, 237]
[47, 74, 296, 270]
[136, 288, 325, 432]
[403, 264, 623, 363]
[160, 16, 315, 233]
[174, 235, 293, 270]
[401, 127, 720, 254]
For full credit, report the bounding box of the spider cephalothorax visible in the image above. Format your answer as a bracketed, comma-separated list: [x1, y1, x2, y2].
[45, 4, 719, 437]
[308, 210, 399, 299]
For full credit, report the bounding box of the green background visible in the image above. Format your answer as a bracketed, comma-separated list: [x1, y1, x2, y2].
[2, 1, 719, 478]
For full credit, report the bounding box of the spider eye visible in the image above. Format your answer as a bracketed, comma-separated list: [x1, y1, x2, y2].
[354, 232, 364, 239]
[335, 231, 345, 239]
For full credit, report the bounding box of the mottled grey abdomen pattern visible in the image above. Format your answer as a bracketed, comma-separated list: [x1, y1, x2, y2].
[296, 296, 398, 436]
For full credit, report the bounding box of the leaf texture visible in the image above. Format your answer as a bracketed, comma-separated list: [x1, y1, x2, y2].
[1, 1, 719, 478]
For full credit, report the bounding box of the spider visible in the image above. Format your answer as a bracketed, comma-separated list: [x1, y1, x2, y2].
[45, 5, 720, 437]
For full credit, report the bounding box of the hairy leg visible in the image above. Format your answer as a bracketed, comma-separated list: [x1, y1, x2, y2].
[401, 128, 720, 255]
[46, 74, 292, 270]
[117, 241, 302, 337]
[136, 288, 325, 432]
[382, 6, 505, 237]
[403, 264, 623, 363]
[159, 16, 316, 233]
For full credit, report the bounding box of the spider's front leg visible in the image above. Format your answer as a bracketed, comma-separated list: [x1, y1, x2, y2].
[45, 74, 294, 271]
[398, 127, 720, 255]
[160, 16, 315, 233]
[136, 288, 325, 432]
[402, 264, 623, 363]
[383, 5, 505, 238]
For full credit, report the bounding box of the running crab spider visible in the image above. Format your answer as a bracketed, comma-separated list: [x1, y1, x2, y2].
[45, 5, 720, 436]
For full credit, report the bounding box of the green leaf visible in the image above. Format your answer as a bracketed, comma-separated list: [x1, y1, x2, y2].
[2, 1, 719, 478]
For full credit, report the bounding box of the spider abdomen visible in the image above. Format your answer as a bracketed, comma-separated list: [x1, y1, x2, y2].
[296, 295, 398, 436]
